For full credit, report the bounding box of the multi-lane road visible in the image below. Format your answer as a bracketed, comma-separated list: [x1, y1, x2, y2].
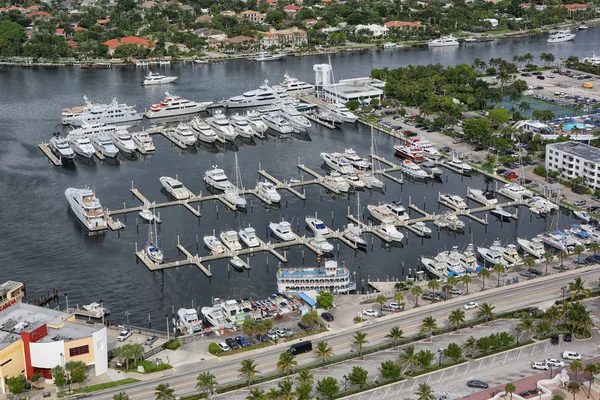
[92, 266, 600, 399]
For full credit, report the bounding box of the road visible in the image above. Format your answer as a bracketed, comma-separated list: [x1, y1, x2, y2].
[92, 266, 600, 399]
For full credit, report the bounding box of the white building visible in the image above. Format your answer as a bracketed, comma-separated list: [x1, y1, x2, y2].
[514, 120, 595, 142]
[321, 77, 384, 103]
[355, 24, 389, 37]
[545, 142, 600, 190]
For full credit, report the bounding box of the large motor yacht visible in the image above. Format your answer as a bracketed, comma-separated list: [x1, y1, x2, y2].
[279, 104, 311, 131]
[131, 132, 155, 152]
[269, 220, 295, 241]
[326, 103, 358, 123]
[189, 117, 218, 144]
[477, 239, 508, 267]
[68, 122, 130, 138]
[276, 72, 314, 95]
[141, 71, 178, 86]
[69, 137, 96, 159]
[445, 157, 472, 173]
[468, 188, 497, 206]
[394, 144, 425, 163]
[367, 204, 399, 223]
[497, 183, 533, 201]
[220, 230, 242, 251]
[203, 235, 225, 254]
[516, 236, 545, 258]
[49, 137, 76, 162]
[92, 135, 119, 158]
[401, 160, 429, 179]
[207, 110, 237, 141]
[65, 187, 108, 232]
[440, 194, 468, 210]
[146, 92, 212, 118]
[62, 96, 142, 126]
[257, 181, 281, 203]
[428, 35, 459, 47]
[224, 80, 285, 108]
[203, 166, 231, 191]
[172, 123, 198, 146]
[239, 227, 260, 248]
[343, 149, 370, 171]
[159, 176, 190, 200]
[547, 29, 576, 43]
[262, 112, 293, 134]
[252, 51, 286, 62]
[384, 201, 410, 221]
[245, 110, 268, 135]
[230, 114, 256, 138]
[320, 152, 356, 174]
[111, 132, 137, 154]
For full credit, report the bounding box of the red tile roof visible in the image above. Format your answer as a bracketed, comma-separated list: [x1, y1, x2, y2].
[97, 19, 110, 24]
[74, 26, 87, 31]
[104, 36, 156, 49]
[55, 28, 64, 35]
[66, 39, 78, 48]
[556, 3, 586, 9]
[283, 4, 300, 10]
[26, 10, 51, 17]
[385, 20, 422, 28]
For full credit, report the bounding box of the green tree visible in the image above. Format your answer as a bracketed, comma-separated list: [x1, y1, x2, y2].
[477, 303, 495, 323]
[420, 316, 438, 340]
[113, 392, 129, 400]
[448, 309, 466, 331]
[316, 377, 339, 399]
[376, 294, 387, 313]
[427, 279, 440, 292]
[570, 359, 583, 381]
[416, 349, 435, 368]
[316, 291, 334, 310]
[352, 331, 368, 358]
[584, 363, 597, 398]
[6, 375, 26, 394]
[52, 365, 67, 389]
[536, 321, 552, 338]
[277, 379, 294, 400]
[386, 326, 404, 347]
[196, 372, 217, 397]
[523, 256, 535, 271]
[493, 263, 505, 287]
[380, 360, 402, 380]
[347, 366, 368, 388]
[569, 277, 591, 300]
[295, 381, 313, 400]
[552, 396, 565, 400]
[414, 383, 435, 400]
[505, 383, 516, 400]
[462, 117, 491, 143]
[314, 340, 334, 365]
[567, 381, 581, 400]
[464, 336, 478, 358]
[65, 360, 87, 384]
[572, 245, 585, 263]
[517, 318, 536, 338]
[345, 100, 360, 111]
[398, 344, 420, 372]
[411, 285, 423, 306]
[460, 274, 472, 293]
[277, 352, 297, 377]
[155, 384, 175, 400]
[242, 320, 257, 343]
[238, 359, 261, 387]
[478, 268, 491, 290]
[489, 108, 510, 126]
[544, 252, 554, 276]
[246, 388, 266, 400]
[444, 342, 463, 361]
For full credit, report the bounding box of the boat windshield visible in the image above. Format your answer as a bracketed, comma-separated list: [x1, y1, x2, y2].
[171, 183, 184, 189]
[315, 223, 326, 229]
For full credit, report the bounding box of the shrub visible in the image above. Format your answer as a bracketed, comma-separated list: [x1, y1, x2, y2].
[165, 339, 181, 350]
[31, 373, 42, 383]
[208, 342, 222, 355]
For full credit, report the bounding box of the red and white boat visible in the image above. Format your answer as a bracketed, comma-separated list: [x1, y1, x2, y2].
[394, 143, 425, 163]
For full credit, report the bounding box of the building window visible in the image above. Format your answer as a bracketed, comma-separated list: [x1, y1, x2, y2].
[0, 359, 12, 367]
[69, 345, 90, 357]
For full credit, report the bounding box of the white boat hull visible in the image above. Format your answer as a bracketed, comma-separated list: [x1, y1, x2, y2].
[142, 77, 178, 85]
[146, 103, 209, 119]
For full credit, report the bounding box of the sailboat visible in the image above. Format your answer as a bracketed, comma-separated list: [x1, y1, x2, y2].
[145, 206, 163, 264]
[343, 192, 367, 248]
[223, 154, 247, 209]
[357, 127, 384, 189]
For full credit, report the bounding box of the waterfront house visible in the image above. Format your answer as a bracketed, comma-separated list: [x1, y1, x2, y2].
[283, 4, 301, 16]
[385, 20, 423, 30]
[241, 10, 265, 23]
[104, 36, 156, 55]
[260, 26, 308, 48]
[194, 28, 227, 41]
[355, 24, 389, 37]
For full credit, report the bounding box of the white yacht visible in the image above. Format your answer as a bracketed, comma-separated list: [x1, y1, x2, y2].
[477, 239, 508, 267]
[245, 110, 268, 135]
[253, 51, 286, 61]
[230, 114, 255, 138]
[172, 123, 198, 146]
[82, 302, 110, 318]
[223, 186, 247, 209]
[503, 244, 522, 266]
[224, 80, 284, 108]
[344, 149, 370, 171]
[111, 132, 137, 154]
[428, 35, 459, 47]
[146, 92, 212, 118]
[279, 104, 311, 131]
[528, 196, 558, 215]
[139, 207, 157, 223]
[460, 243, 480, 272]
[62, 96, 142, 126]
[421, 147, 442, 160]
[203, 235, 225, 254]
[343, 223, 367, 248]
[207, 110, 237, 141]
[412, 221, 432, 237]
[203, 166, 231, 191]
[468, 188, 497, 205]
[395, 144, 425, 163]
[145, 218, 163, 264]
[257, 181, 281, 203]
[324, 173, 350, 193]
[69, 137, 96, 159]
[384, 201, 410, 221]
[189, 117, 218, 144]
[141, 71, 178, 86]
[132, 132, 155, 152]
[574, 210, 591, 222]
[201, 304, 227, 329]
[262, 112, 293, 134]
[376, 221, 405, 242]
[578, 224, 600, 242]
[440, 194, 468, 210]
[65, 188, 108, 231]
[497, 183, 533, 201]
[358, 171, 384, 188]
[547, 29, 576, 43]
[92, 135, 119, 158]
[159, 176, 190, 200]
[344, 174, 366, 189]
[445, 247, 467, 276]
[50, 137, 76, 162]
[309, 234, 334, 254]
[326, 103, 358, 123]
[421, 162, 443, 178]
[68, 122, 130, 138]
[239, 227, 260, 248]
[421, 253, 447, 279]
[220, 230, 242, 251]
[269, 220, 295, 241]
[401, 160, 430, 179]
[445, 157, 472, 173]
[433, 212, 465, 231]
[306, 217, 329, 235]
[315, 108, 343, 126]
[320, 152, 356, 174]
[490, 207, 512, 221]
[368, 204, 399, 223]
[277, 72, 314, 95]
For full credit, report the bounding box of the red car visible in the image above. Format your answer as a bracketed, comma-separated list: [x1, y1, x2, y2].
[504, 171, 519, 179]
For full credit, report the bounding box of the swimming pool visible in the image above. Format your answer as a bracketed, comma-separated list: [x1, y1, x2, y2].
[562, 123, 590, 131]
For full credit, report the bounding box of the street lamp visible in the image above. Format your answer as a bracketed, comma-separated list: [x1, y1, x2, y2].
[516, 328, 520, 345]
[125, 311, 131, 327]
[166, 314, 170, 341]
[343, 375, 349, 391]
[438, 349, 443, 367]
[561, 286, 567, 302]
[66, 373, 71, 393]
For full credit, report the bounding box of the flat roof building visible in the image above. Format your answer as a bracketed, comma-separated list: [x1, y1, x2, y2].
[321, 77, 384, 103]
[545, 141, 600, 190]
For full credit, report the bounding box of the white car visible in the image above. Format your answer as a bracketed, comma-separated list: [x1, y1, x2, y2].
[545, 358, 565, 367]
[464, 302, 478, 310]
[532, 361, 549, 370]
[218, 342, 231, 352]
[562, 351, 582, 360]
[363, 309, 379, 317]
[117, 329, 132, 342]
[389, 302, 403, 310]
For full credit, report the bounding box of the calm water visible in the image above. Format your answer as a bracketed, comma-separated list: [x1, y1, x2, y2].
[0, 30, 594, 326]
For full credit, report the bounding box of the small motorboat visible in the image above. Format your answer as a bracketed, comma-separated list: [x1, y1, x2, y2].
[309, 234, 334, 254]
[269, 220, 295, 241]
[377, 221, 405, 243]
[139, 207, 159, 222]
[343, 223, 367, 248]
[344, 174, 366, 189]
[204, 235, 225, 254]
[239, 227, 260, 248]
[306, 217, 329, 235]
[257, 181, 281, 203]
[220, 230, 242, 251]
[574, 210, 591, 222]
[230, 256, 245, 270]
[490, 207, 512, 221]
[411, 222, 432, 237]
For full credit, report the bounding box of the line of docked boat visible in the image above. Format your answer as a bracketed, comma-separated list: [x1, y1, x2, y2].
[319, 150, 384, 189]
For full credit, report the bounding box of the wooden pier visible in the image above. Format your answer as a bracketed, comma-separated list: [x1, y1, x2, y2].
[296, 164, 341, 194]
[257, 169, 307, 200]
[38, 143, 62, 166]
[304, 112, 336, 130]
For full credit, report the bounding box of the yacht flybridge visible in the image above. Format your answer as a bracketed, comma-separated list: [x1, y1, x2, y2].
[224, 80, 286, 108]
[65, 187, 108, 232]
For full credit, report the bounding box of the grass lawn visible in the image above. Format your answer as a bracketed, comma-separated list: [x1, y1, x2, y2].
[57, 378, 139, 398]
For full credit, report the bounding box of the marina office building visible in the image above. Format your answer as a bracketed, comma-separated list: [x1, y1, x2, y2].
[545, 141, 600, 190]
[0, 302, 108, 393]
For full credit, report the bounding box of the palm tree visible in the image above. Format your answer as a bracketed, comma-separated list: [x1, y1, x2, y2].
[155, 384, 175, 400]
[518, 101, 531, 113]
[420, 316, 438, 340]
[398, 344, 420, 372]
[478, 268, 491, 290]
[296, 370, 314, 386]
[557, 250, 567, 267]
[477, 303, 495, 323]
[277, 379, 294, 400]
[588, 242, 599, 256]
[584, 363, 597, 398]
[544, 252, 554, 276]
[460, 274, 472, 293]
[427, 279, 440, 292]
[277, 352, 297, 377]
[492, 263, 505, 287]
[376, 294, 387, 313]
[464, 336, 477, 358]
[414, 383, 436, 400]
[570, 359, 583, 381]
[238, 359, 261, 387]
[113, 393, 129, 400]
[448, 309, 466, 331]
[411, 285, 423, 306]
[517, 318, 536, 338]
[245, 388, 266, 400]
[568, 277, 591, 300]
[505, 383, 516, 400]
[196, 372, 217, 398]
[568, 381, 581, 400]
[266, 388, 279, 400]
[352, 331, 368, 358]
[543, 306, 560, 327]
[385, 326, 404, 347]
[314, 340, 334, 365]
[523, 256, 535, 271]
[393, 292, 405, 306]
[572, 244, 585, 263]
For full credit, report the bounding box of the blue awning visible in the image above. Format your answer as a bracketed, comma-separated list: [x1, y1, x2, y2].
[297, 292, 316, 307]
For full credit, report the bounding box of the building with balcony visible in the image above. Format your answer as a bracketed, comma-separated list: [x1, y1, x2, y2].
[545, 142, 600, 190]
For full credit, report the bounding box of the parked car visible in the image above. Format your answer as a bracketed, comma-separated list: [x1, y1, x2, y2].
[217, 342, 231, 352]
[467, 380, 489, 389]
[551, 335, 559, 345]
[536, 75, 546, 80]
[553, 264, 569, 271]
[464, 302, 478, 310]
[440, 146, 452, 153]
[452, 138, 464, 144]
[225, 338, 240, 350]
[473, 146, 485, 151]
[117, 329, 132, 342]
[528, 268, 543, 276]
[389, 301, 404, 310]
[381, 305, 395, 312]
[267, 329, 279, 340]
[450, 288, 464, 295]
[563, 333, 572, 342]
[255, 334, 270, 342]
[545, 358, 565, 367]
[531, 361, 550, 370]
[573, 187, 586, 195]
[145, 336, 158, 346]
[321, 312, 334, 321]
[573, 200, 587, 207]
[520, 270, 537, 278]
[297, 322, 314, 332]
[422, 292, 436, 301]
[504, 171, 519, 179]
[562, 351, 581, 360]
[235, 336, 250, 348]
[362, 309, 379, 317]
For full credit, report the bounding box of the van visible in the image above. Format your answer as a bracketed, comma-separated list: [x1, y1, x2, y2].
[287, 341, 312, 356]
[562, 351, 581, 360]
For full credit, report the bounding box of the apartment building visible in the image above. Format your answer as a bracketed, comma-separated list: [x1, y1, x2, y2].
[545, 141, 600, 189]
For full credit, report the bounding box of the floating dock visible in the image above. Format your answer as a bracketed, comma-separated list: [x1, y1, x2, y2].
[38, 143, 62, 166]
